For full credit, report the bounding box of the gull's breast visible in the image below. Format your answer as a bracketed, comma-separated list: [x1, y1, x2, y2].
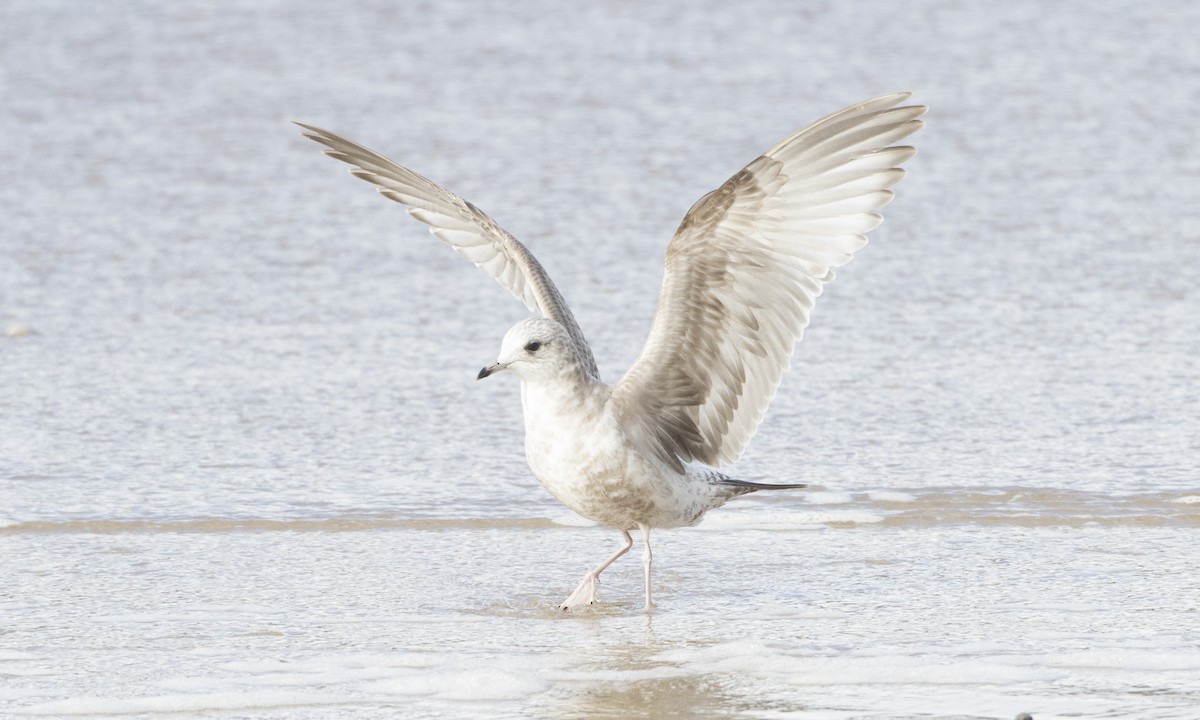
[522, 390, 708, 530]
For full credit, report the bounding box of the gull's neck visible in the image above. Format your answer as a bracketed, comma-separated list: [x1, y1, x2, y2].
[519, 363, 608, 423]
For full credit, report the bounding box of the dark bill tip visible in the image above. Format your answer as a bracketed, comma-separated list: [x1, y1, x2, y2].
[477, 366, 492, 380]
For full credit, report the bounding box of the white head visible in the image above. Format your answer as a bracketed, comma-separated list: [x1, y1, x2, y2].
[477, 317, 578, 383]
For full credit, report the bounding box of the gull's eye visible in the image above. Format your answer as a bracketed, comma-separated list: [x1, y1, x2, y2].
[524, 340, 542, 353]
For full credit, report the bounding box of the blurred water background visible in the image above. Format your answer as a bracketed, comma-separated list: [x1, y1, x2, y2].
[1, 1, 1198, 717]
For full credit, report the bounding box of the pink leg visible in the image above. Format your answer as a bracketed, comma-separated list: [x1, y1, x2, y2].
[639, 523, 653, 612]
[560, 530, 634, 611]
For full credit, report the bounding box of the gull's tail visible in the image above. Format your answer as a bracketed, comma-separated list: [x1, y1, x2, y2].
[719, 478, 807, 491]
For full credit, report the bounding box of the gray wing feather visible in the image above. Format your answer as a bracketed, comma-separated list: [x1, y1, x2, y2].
[611, 93, 925, 471]
[295, 122, 599, 379]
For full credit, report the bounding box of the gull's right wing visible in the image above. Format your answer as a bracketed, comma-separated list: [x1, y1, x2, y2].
[611, 94, 924, 472]
[296, 122, 599, 379]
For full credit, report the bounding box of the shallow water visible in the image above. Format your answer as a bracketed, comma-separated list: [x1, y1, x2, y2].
[2, 0, 1199, 718]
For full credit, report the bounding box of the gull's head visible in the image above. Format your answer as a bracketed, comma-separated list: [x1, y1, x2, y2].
[477, 317, 574, 382]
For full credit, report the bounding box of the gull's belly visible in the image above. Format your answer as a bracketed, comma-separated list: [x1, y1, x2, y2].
[519, 378, 719, 530]
[524, 415, 704, 530]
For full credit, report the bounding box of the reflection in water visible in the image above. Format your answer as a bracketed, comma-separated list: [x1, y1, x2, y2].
[546, 618, 745, 720]
[533, 611, 815, 720]
[560, 673, 737, 720]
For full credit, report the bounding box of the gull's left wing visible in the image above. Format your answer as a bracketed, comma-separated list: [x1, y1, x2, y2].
[296, 122, 599, 378]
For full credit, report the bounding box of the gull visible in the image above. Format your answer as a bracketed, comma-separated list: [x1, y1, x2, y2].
[297, 93, 924, 611]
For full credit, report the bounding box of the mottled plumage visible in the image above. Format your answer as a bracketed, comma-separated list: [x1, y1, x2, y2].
[297, 93, 924, 610]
